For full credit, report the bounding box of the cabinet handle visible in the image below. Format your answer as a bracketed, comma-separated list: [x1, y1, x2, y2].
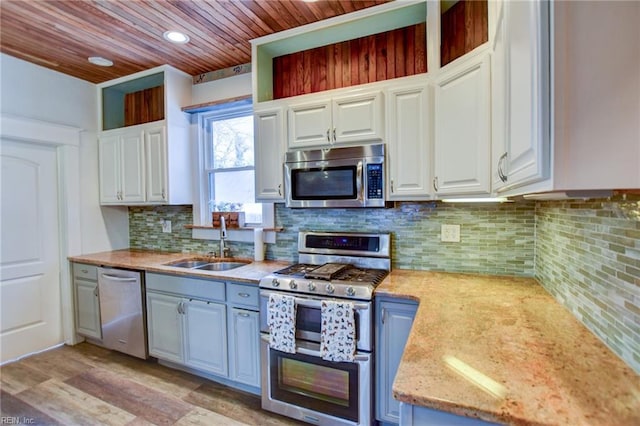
[162, 189, 166, 199]
[390, 179, 394, 193]
[93, 288, 99, 297]
[498, 152, 508, 183]
[238, 312, 250, 318]
[326, 129, 331, 143]
[433, 176, 439, 192]
[381, 307, 386, 325]
[81, 269, 89, 274]
[177, 301, 184, 315]
[278, 184, 282, 196]
[238, 292, 250, 298]
[332, 127, 336, 142]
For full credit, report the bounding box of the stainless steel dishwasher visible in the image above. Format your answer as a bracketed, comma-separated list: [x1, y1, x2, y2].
[97, 267, 148, 359]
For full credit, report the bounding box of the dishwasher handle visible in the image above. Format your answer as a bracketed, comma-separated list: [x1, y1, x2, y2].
[100, 273, 138, 282]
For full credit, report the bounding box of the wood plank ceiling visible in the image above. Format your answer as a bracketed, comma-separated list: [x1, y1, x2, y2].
[0, 0, 391, 84]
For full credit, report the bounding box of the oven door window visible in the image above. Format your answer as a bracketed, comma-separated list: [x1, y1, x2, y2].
[291, 166, 357, 200]
[270, 350, 359, 422]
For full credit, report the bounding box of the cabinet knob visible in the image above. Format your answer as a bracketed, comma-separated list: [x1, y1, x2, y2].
[238, 312, 250, 318]
[238, 292, 250, 298]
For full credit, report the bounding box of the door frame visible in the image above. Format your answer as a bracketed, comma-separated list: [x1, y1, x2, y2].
[1, 114, 82, 346]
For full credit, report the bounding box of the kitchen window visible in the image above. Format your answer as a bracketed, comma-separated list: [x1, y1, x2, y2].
[195, 101, 273, 228]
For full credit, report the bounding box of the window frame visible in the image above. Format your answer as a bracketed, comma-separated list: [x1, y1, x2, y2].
[193, 101, 273, 229]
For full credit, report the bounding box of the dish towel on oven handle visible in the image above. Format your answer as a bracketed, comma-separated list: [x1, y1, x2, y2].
[321, 300, 356, 362]
[267, 293, 296, 354]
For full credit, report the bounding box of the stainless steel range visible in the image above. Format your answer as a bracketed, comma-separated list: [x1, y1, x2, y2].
[259, 231, 390, 426]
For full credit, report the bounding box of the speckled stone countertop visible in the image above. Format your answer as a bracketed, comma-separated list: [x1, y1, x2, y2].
[68, 249, 290, 284]
[376, 270, 640, 426]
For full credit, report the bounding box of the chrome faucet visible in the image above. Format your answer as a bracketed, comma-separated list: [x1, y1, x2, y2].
[220, 216, 230, 258]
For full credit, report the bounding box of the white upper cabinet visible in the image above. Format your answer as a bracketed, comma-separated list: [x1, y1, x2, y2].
[492, 0, 551, 192]
[433, 53, 491, 196]
[97, 65, 192, 205]
[386, 77, 432, 200]
[288, 90, 384, 149]
[254, 106, 285, 202]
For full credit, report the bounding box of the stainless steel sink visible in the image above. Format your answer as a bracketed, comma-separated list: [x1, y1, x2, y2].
[164, 258, 250, 271]
[194, 262, 249, 271]
[165, 260, 210, 268]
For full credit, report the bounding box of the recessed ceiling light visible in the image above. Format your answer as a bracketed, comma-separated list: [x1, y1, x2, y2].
[88, 56, 113, 67]
[163, 30, 190, 44]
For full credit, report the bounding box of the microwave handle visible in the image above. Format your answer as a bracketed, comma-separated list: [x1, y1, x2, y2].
[357, 160, 364, 201]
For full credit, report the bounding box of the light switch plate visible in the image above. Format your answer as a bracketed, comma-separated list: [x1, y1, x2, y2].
[441, 224, 460, 242]
[162, 220, 172, 233]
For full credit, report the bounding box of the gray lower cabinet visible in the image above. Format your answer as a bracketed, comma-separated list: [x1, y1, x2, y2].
[376, 297, 418, 424]
[146, 273, 227, 377]
[227, 282, 260, 388]
[146, 273, 259, 390]
[72, 262, 102, 339]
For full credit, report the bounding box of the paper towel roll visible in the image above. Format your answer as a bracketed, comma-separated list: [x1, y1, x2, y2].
[254, 228, 264, 261]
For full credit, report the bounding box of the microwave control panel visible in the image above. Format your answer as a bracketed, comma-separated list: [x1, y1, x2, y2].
[366, 163, 384, 199]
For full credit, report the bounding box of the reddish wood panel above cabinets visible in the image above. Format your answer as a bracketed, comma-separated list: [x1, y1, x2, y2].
[273, 23, 427, 99]
[441, 0, 488, 67]
[124, 86, 164, 127]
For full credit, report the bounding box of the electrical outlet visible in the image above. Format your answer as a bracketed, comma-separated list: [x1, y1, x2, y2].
[161, 220, 172, 233]
[441, 224, 460, 242]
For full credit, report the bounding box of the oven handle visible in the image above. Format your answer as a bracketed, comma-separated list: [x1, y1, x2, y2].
[260, 334, 369, 362]
[294, 297, 369, 311]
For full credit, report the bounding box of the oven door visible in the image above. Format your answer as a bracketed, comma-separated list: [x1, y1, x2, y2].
[259, 290, 373, 352]
[260, 335, 372, 426]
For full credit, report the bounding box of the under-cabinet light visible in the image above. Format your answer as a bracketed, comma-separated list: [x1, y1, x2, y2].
[441, 197, 512, 203]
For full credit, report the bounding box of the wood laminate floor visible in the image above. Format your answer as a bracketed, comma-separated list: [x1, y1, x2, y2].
[0, 343, 305, 425]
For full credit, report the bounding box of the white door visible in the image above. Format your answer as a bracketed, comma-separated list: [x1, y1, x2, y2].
[332, 91, 384, 145]
[1, 139, 62, 363]
[120, 130, 145, 203]
[287, 99, 332, 148]
[98, 133, 121, 203]
[254, 107, 285, 202]
[183, 299, 228, 377]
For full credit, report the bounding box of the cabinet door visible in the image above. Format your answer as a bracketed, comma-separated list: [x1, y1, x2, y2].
[183, 299, 228, 377]
[387, 82, 432, 200]
[228, 308, 260, 387]
[287, 99, 332, 148]
[332, 91, 384, 145]
[98, 133, 121, 203]
[376, 299, 417, 424]
[75, 278, 102, 339]
[145, 126, 168, 203]
[491, 2, 508, 190]
[254, 108, 285, 201]
[146, 292, 183, 363]
[501, 0, 550, 189]
[434, 53, 491, 196]
[120, 130, 146, 202]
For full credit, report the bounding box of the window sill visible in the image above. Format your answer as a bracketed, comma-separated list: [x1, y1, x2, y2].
[188, 225, 282, 244]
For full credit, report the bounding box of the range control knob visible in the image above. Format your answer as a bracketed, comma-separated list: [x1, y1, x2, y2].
[307, 282, 316, 292]
[346, 286, 356, 297]
[325, 283, 335, 294]
[271, 278, 280, 287]
[289, 280, 298, 290]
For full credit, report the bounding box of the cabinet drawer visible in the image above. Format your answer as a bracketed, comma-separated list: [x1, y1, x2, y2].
[146, 273, 225, 302]
[227, 283, 259, 309]
[73, 263, 98, 281]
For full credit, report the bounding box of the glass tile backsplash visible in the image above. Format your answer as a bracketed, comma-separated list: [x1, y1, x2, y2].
[128, 195, 639, 373]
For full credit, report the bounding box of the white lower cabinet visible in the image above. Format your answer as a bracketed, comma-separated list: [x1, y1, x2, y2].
[433, 53, 491, 196]
[228, 308, 260, 387]
[72, 263, 102, 340]
[376, 298, 418, 424]
[146, 291, 184, 363]
[184, 299, 228, 376]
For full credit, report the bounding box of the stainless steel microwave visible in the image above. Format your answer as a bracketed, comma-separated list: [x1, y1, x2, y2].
[284, 144, 385, 208]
